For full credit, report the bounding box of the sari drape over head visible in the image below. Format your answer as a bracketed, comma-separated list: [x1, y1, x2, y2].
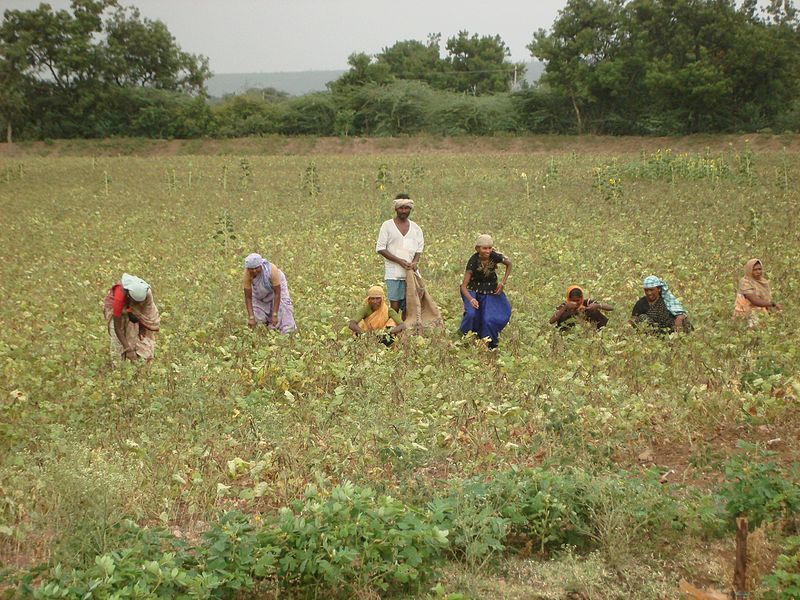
[358, 297, 397, 332]
[245, 255, 297, 333]
[566, 285, 586, 312]
[734, 258, 771, 321]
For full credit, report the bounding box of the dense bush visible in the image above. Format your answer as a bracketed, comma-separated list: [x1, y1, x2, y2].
[347, 81, 434, 136]
[279, 93, 337, 136]
[9, 482, 448, 598]
[763, 536, 800, 599]
[719, 442, 800, 531]
[429, 93, 518, 135]
[211, 95, 284, 137]
[511, 86, 576, 134]
[5, 469, 696, 598]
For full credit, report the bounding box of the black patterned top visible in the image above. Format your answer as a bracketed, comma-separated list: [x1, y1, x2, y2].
[632, 296, 692, 332]
[465, 251, 506, 294]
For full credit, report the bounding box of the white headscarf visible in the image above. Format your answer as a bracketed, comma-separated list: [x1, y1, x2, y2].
[394, 197, 414, 209]
[121, 273, 150, 302]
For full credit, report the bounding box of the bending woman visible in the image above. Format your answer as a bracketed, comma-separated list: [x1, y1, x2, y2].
[243, 253, 297, 333]
[103, 273, 160, 361]
[550, 285, 612, 330]
[631, 275, 691, 333]
[459, 234, 512, 349]
[733, 258, 781, 326]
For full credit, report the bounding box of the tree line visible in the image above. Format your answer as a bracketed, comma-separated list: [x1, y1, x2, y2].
[2, 0, 799, 142]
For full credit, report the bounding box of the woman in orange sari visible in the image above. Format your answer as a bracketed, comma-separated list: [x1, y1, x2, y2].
[733, 258, 781, 325]
[348, 285, 406, 343]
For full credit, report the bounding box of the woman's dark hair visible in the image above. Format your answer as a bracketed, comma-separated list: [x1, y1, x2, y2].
[568, 288, 583, 299]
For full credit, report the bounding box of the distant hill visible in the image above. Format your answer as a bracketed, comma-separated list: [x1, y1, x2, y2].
[207, 61, 545, 98]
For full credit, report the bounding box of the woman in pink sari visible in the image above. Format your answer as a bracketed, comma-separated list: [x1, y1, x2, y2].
[243, 253, 297, 333]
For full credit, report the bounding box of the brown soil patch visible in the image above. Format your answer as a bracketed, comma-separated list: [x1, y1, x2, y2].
[1, 133, 798, 158]
[623, 416, 800, 488]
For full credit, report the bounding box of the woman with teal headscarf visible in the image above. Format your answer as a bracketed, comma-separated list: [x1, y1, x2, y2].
[630, 275, 691, 333]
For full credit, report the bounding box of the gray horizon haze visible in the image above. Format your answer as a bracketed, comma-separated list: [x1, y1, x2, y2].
[3, 0, 568, 73]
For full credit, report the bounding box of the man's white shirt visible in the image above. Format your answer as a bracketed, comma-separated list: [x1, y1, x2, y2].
[376, 219, 424, 280]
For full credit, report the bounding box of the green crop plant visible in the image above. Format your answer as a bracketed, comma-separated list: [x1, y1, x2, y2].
[1, 138, 799, 597]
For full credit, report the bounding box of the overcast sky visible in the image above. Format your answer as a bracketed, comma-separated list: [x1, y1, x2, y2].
[3, 0, 568, 73]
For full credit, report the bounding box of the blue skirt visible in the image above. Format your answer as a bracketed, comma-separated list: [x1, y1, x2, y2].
[459, 291, 512, 347]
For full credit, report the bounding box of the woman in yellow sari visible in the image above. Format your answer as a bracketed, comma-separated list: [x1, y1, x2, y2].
[733, 258, 781, 325]
[348, 285, 406, 342]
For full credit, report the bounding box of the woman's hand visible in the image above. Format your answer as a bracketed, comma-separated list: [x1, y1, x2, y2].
[123, 348, 137, 360]
[470, 298, 480, 309]
[247, 316, 257, 328]
[494, 282, 504, 294]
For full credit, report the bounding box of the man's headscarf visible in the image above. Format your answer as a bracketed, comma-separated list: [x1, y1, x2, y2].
[244, 253, 263, 269]
[394, 197, 414, 209]
[642, 275, 686, 316]
[121, 273, 150, 302]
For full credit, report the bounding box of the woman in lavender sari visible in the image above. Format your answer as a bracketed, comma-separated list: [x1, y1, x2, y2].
[243, 253, 297, 333]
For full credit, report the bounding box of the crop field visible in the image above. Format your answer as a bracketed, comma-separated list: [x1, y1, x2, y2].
[1, 138, 799, 598]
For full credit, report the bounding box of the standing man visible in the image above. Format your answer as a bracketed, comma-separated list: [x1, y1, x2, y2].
[376, 193, 424, 319]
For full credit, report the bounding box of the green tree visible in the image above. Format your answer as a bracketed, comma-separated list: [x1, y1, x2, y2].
[103, 6, 209, 93]
[528, 0, 626, 133]
[376, 35, 445, 86]
[0, 0, 114, 92]
[530, 0, 800, 134]
[0, 40, 29, 142]
[234, 87, 290, 103]
[443, 31, 524, 95]
[511, 85, 575, 133]
[0, 0, 210, 139]
[328, 52, 393, 95]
